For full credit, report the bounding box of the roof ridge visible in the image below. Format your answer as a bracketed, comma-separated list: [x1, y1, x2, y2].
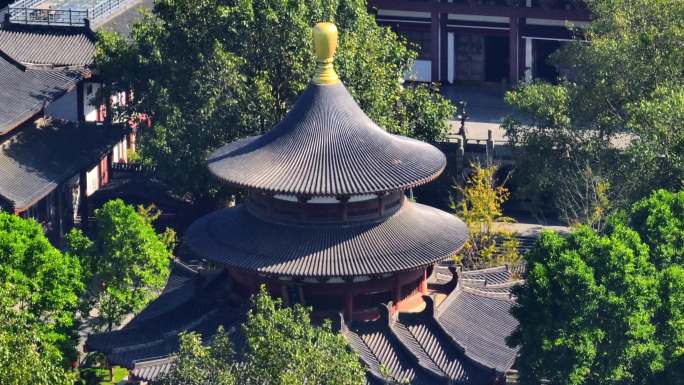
[460, 285, 517, 301]
[389, 316, 448, 379]
[460, 265, 510, 275]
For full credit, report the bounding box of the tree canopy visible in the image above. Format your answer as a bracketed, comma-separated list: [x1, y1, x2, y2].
[157, 286, 365, 385]
[504, 0, 684, 218]
[0, 289, 74, 385]
[0, 212, 84, 363]
[451, 163, 520, 269]
[66, 199, 175, 331]
[510, 189, 684, 385]
[95, 0, 454, 202]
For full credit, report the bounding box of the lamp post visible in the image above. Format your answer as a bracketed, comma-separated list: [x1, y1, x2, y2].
[456, 101, 468, 136]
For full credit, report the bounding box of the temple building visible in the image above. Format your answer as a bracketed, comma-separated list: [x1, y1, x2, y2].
[87, 23, 521, 384]
[367, 0, 590, 84]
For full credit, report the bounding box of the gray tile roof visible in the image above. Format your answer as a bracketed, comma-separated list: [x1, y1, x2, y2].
[0, 28, 95, 67]
[436, 269, 521, 373]
[344, 317, 439, 385]
[0, 120, 126, 210]
[0, 56, 85, 133]
[87, 265, 521, 384]
[184, 201, 468, 278]
[208, 82, 447, 197]
[86, 269, 245, 381]
[393, 311, 495, 384]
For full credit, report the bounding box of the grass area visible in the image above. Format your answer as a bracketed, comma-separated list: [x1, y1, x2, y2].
[79, 366, 128, 385]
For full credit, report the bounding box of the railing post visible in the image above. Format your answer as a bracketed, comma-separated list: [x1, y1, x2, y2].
[24, 6, 28, 23]
[486, 129, 494, 164]
[69, 9, 72, 26]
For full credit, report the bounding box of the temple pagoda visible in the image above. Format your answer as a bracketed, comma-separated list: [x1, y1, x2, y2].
[87, 22, 521, 385]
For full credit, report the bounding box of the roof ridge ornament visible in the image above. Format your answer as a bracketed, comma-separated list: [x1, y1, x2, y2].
[312, 22, 339, 85]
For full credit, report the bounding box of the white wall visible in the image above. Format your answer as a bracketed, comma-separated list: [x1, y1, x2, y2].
[86, 163, 100, 196]
[447, 32, 455, 83]
[112, 138, 127, 163]
[406, 60, 432, 82]
[45, 88, 78, 121]
[83, 82, 101, 122]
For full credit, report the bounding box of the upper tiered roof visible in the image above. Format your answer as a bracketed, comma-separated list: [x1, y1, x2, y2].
[207, 23, 446, 197]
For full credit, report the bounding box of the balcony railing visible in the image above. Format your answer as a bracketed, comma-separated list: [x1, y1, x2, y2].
[7, 0, 138, 27]
[8, 6, 89, 26]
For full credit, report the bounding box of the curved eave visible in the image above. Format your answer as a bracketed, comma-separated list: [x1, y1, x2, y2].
[206, 82, 448, 197]
[208, 140, 447, 197]
[184, 201, 468, 278]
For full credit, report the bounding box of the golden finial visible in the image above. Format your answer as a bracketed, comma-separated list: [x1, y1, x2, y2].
[312, 22, 339, 85]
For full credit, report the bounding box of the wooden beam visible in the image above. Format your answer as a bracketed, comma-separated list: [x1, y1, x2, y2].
[368, 0, 590, 21]
[76, 81, 85, 122]
[509, 17, 520, 85]
[78, 169, 88, 231]
[431, 11, 440, 82]
[440, 12, 449, 82]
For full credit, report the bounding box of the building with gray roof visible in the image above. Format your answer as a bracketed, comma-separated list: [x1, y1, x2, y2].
[87, 22, 521, 384]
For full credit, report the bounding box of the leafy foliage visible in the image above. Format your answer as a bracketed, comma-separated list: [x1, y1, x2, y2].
[451, 164, 520, 269]
[94, 0, 454, 202]
[628, 189, 684, 269]
[510, 189, 684, 385]
[240, 287, 365, 385]
[157, 327, 235, 385]
[0, 290, 74, 385]
[66, 199, 174, 330]
[504, 0, 684, 218]
[0, 212, 84, 362]
[156, 287, 364, 385]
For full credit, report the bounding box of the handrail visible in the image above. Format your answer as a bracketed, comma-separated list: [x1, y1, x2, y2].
[7, 0, 138, 27]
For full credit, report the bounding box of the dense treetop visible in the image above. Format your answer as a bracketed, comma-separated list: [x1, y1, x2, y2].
[510, 189, 684, 385]
[66, 199, 175, 331]
[0, 289, 74, 385]
[0, 212, 84, 363]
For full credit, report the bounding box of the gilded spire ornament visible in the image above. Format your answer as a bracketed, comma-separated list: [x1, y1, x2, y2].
[312, 22, 339, 85]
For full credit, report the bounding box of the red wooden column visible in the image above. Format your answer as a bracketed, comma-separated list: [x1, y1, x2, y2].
[430, 11, 440, 82]
[509, 17, 521, 86]
[420, 269, 428, 294]
[392, 277, 402, 312]
[344, 291, 354, 322]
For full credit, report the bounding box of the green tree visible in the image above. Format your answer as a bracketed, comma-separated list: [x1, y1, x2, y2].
[0, 212, 84, 362]
[656, 265, 684, 384]
[0, 288, 74, 385]
[451, 163, 521, 269]
[94, 0, 454, 202]
[504, 0, 684, 217]
[627, 189, 684, 269]
[66, 199, 174, 331]
[156, 327, 235, 385]
[240, 287, 364, 385]
[156, 287, 365, 385]
[510, 189, 684, 385]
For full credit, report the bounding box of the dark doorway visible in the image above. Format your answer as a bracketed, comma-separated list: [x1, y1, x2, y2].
[484, 35, 509, 82]
[534, 39, 563, 81]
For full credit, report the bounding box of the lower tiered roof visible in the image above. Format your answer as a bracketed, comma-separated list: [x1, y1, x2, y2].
[184, 201, 468, 278]
[86, 263, 522, 384]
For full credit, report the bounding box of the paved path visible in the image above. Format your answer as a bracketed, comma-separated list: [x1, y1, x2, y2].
[441, 84, 512, 141]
